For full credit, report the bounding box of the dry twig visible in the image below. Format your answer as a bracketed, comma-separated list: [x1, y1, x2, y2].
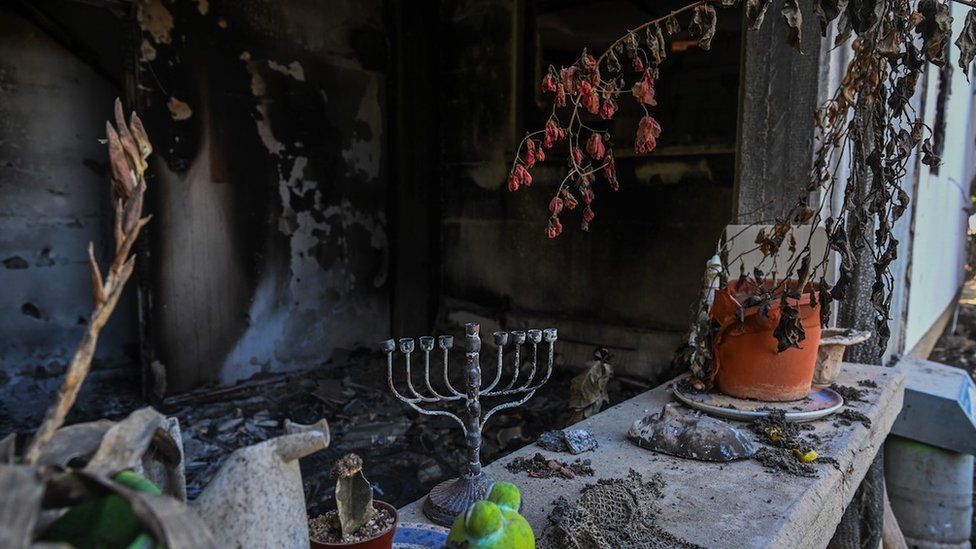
[24, 99, 153, 464]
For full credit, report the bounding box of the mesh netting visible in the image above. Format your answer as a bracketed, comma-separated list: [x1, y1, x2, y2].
[538, 470, 704, 549]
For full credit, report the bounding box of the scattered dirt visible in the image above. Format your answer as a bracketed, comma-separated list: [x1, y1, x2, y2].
[833, 409, 872, 428]
[506, 452, 594, 479]
[754, 447, 817, 477]
[308, 505, 394, 543]
[856, 379, 878, 388]
[830, 384, 868, 403]
[749, 410, 833, 476]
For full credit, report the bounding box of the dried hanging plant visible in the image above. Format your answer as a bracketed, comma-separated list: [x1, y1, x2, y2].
[507, 0, 976, 381]
[508, 1, 722, 237]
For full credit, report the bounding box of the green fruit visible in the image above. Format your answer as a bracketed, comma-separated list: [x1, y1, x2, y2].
[446, 483, 534, 549]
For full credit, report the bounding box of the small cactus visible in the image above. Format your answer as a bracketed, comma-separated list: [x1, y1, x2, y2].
[332, 454, 375, 539]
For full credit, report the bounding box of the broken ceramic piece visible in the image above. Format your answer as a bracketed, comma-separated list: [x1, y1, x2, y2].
[813, 328, 872, 385]
[191, 432, 328, 548]
[628, 403, 756, 462]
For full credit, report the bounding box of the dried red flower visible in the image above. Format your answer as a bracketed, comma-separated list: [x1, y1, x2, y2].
[603, 154, 619, 190]
[514, 163, 533, 187]
[546, 215, 564, 238]
[632, 71, 657, 106]
[549, 197, 564, 215]
[586, 133, 606, 160]
[562, 189, 579, 210]
[600, 98, 618, 120]
[633, 56, 645, 73]
[581, 52, 597, 70]
[544, 120, 565, 149]
[572, 147, 584, 166]
[541, 73, 557, 93]
[635, 116, 662, 154]
[524, 140, 537, 168]
[560, 67, 577, 95]
[584, 90, 600, 114]
[583, 205, 595, 222]
[582, 186, 595, 205]
[508, 175, 519, 192]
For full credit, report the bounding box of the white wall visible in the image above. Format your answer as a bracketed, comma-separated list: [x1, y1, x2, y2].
[902, 3, 976, 352]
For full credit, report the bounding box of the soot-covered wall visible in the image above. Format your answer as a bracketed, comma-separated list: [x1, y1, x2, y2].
[0, 4, 137, 422]
[136, 0, 389, 393]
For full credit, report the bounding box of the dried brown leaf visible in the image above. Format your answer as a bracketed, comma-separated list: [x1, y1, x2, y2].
[814, 0, 848, 36]
[0, 466, 44, 549]
[955, 10, 976, 79]
[692, 5, 718, 50]
[917, 0, 952, 67]
[782, 0, 803, 51]
[746, 0, 773, 31]
[647, 24, 667, 65]
[666, 14, 681, 35]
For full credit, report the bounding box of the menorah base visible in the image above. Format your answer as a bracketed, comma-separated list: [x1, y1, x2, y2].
[422, 472, 492, 526]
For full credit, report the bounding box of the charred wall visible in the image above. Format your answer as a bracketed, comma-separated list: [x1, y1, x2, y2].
[0, 4, 137, 425]
[136, 0, 389, 393]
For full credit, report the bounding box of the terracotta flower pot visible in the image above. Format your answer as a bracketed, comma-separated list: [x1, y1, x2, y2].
[812, 328, 871, 386]
[309, 501, 398, 549]
[709, 280, 822, 401]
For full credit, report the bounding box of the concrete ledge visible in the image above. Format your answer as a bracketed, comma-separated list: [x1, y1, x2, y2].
[399, 363, 905, 548]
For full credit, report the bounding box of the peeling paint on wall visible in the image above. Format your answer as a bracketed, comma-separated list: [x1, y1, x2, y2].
[138, 0, 390, 391]
[167, 96, 193, 120]
[267, 60, 305, 82]
[137, 0, 174, 45]
[341, 78, 381, 180]
[140, 39, 157, 62]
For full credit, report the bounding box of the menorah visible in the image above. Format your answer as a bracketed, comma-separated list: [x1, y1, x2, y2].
[381, 322, 558, 526]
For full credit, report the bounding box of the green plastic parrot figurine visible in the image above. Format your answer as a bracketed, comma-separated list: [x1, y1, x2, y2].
[446, 482, 534, 549]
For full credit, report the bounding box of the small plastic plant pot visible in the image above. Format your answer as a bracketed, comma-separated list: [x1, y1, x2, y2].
[709, 280, 822, 401]
[309, 501, 399, 549]
[812, 328, 871, 386]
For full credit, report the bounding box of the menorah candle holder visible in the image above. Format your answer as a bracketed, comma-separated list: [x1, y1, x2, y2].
[381, 322, 557, 526]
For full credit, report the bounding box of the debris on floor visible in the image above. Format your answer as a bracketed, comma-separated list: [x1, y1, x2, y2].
[505, 453, 594, 479]
[9, 347, 641, 518]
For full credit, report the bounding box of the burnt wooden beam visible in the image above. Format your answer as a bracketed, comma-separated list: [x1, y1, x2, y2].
[733, 0, 823, 223]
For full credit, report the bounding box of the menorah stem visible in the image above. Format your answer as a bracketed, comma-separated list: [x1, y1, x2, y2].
[464, 323, 483, 478]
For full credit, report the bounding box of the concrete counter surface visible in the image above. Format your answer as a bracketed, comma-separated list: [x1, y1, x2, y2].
[399, 363, 905, 549]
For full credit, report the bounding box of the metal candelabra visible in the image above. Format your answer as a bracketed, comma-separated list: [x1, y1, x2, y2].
[381, 322, 557, 526]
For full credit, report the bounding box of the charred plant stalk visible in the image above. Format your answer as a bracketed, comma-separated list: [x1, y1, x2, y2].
[24, 99, 153, 465]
